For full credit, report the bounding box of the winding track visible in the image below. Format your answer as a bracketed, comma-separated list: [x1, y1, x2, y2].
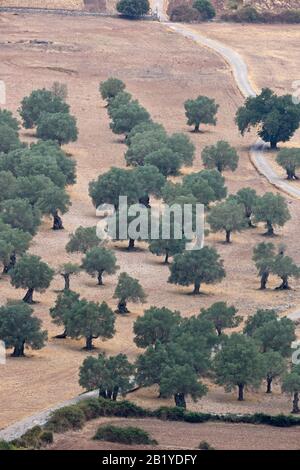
[1, 6, 300, 442]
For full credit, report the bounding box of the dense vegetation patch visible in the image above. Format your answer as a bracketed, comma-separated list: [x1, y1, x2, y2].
[93, 424, 157, 445]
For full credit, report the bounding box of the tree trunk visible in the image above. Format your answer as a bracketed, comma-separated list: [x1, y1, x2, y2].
[192, 280, 201, 295]
[99, 389, 108, 399]
[292, 392, 300, 414]
[174, 393, 186, 408]
[97, 270, 104, 286]
[266, 377, 272, 394]
[265, 220, 274, 236]
[23, 287, 34, 304]
[164, 250, 169, 264]
[194, 123, 200, 133]
[52, 211, 64, 230]
[238, 383, 244, 401]
[11, 341, 25, 357]
[277, 276, 290, 290]
[117, 300, 129, 314]
[260, 271, 269, 290]
[225, 230, 231, 243]
[216, 163, 223, 173]
[112, 386, 119, 401]
[270, 139, 277, 150]
[85, 335, 94, 350]
[3, 253, 16, 274]
[128, 238, 135, 250]
[54, 329, 67, 339]
[62, 273, 70, 291]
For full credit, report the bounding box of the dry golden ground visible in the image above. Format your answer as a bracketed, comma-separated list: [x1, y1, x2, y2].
[0, 0, 84, 8]
[0, 13, 300, 429]
[48, 416, 300, 450]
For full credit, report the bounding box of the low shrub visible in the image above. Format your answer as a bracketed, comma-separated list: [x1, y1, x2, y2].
[112, 400, 150, 418]
[77, 398, 105, 420]
[222, 7, 300, 24]
[169, 4, 200, 22]
[93, 424, 157, 445]
[0, 440, 17, 450]
[39, 430, 54, 445]
[193, 0, 216, 20]
[12, 425, 44, 449]
[183, 411, 212, 423]
[198, 440, 215, 450]
[45, 405, 86, 433]
[154, 406, 186, 421]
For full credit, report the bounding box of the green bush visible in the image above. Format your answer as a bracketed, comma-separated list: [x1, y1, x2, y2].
[183, 411, 212, 423]
[0, 440, 17, 450]
[198, 440, 215, 450]
[193, 0, 216, 20]
[222, 8, 300, 24]
[154, 406, 186, 421]
[45, 405, 86, 433]
[12, 426, 44, 449]
[77, 398, 106, 420]
[116, 0, 150, 18]
[40, 430, 54, 445]
[112, 400, 150, 418]
[169, 5, 200, 22]
[93, 425, 157, 445]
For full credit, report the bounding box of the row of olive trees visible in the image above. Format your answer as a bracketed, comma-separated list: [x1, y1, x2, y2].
[79, 304, 300, 414]
[0, 88, 78, 287]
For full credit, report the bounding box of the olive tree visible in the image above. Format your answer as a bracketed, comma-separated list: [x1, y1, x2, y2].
[168, 246, 225, 295]
[282, 365, 300, 414]
[200, 302, 242, 336]
[253, 192, 291, 236]
[207, 199, 246, 243]
[113, 272, 146, 313]
[66, 226, 99, 254]
[184, 95, 219, 132]
[252, 242, 276, 289]
[81, 247, 118, 286]
[10, 254, 54, 303]
[36, 112, 78, 146]
[201, 141, 239, 174]
[99, 78, 126, 105]
[58, 263, 81, 291]
[0, 301, 47, 357]
[276, 148, 300, 180]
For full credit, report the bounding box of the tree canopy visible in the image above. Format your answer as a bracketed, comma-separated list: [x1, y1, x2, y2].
[0, 301, 47, 357]
[207, 199, 246, 243]
[276, 148, 300, 180]
[253, 192, 291, 236]
[200, 301, 242, 336]
[116, 0, 150, 17]
[201, 141, 239, 173]
[236, 88, 300, 149]
[168, 246, 225, 294]
[113, 272, 146, 313]
[81, 246, 119, 286]
[184, 95, 219, 132]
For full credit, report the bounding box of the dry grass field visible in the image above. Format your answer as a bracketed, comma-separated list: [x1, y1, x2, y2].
[48, 416, 300, 450]
[1, 12, 300, 437]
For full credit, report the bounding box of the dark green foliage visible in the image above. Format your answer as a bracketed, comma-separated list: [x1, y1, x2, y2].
[79, 353, 134, 400]
[236, 88, 300, 148]
[276, 148, 300, 180]
[50, 290, 80, 333]
[168, 246, 225, 294]
[36, 112, 78, 145]
[135, 343, 170, 387]
[159, 364, 208, 408]
[272, 252, 300, 290]
[66, 299, 115, 350]
[99, 78, 126, 103]
[207, 199, 246, 243]
[282, 365, 300, 413]
[201, 140, 239, 173]
[45, 405, 86, 433]
[89, 167, 141, 209]
[94, 424, 156, 445]
[0, 123, 21, 154]
[200, 301, 242, 336]
[133, 306, 181, 348]
[253, 192, 291, 235]
[19, 88, 69, 129]
[214, 333, 265, 401]
[66, 226, 99, 254]
[110, 100, 150, 136]
[193, 0, 216, 20]
[234, 187, 258, 227]
[198, 441, 215, 450]
[81, 246, 118, 286]
[0, 109, 19, 131]
[0, 222, 31, 273]
[184, 95, 219, 132]
[252, 242, 276, 289]
[125, 128, 168, 166]
[114, 272, 146, 313]
[10, 254, 54, 303]
[0, 301, 47, 357]
[116, 0, 150, 18]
